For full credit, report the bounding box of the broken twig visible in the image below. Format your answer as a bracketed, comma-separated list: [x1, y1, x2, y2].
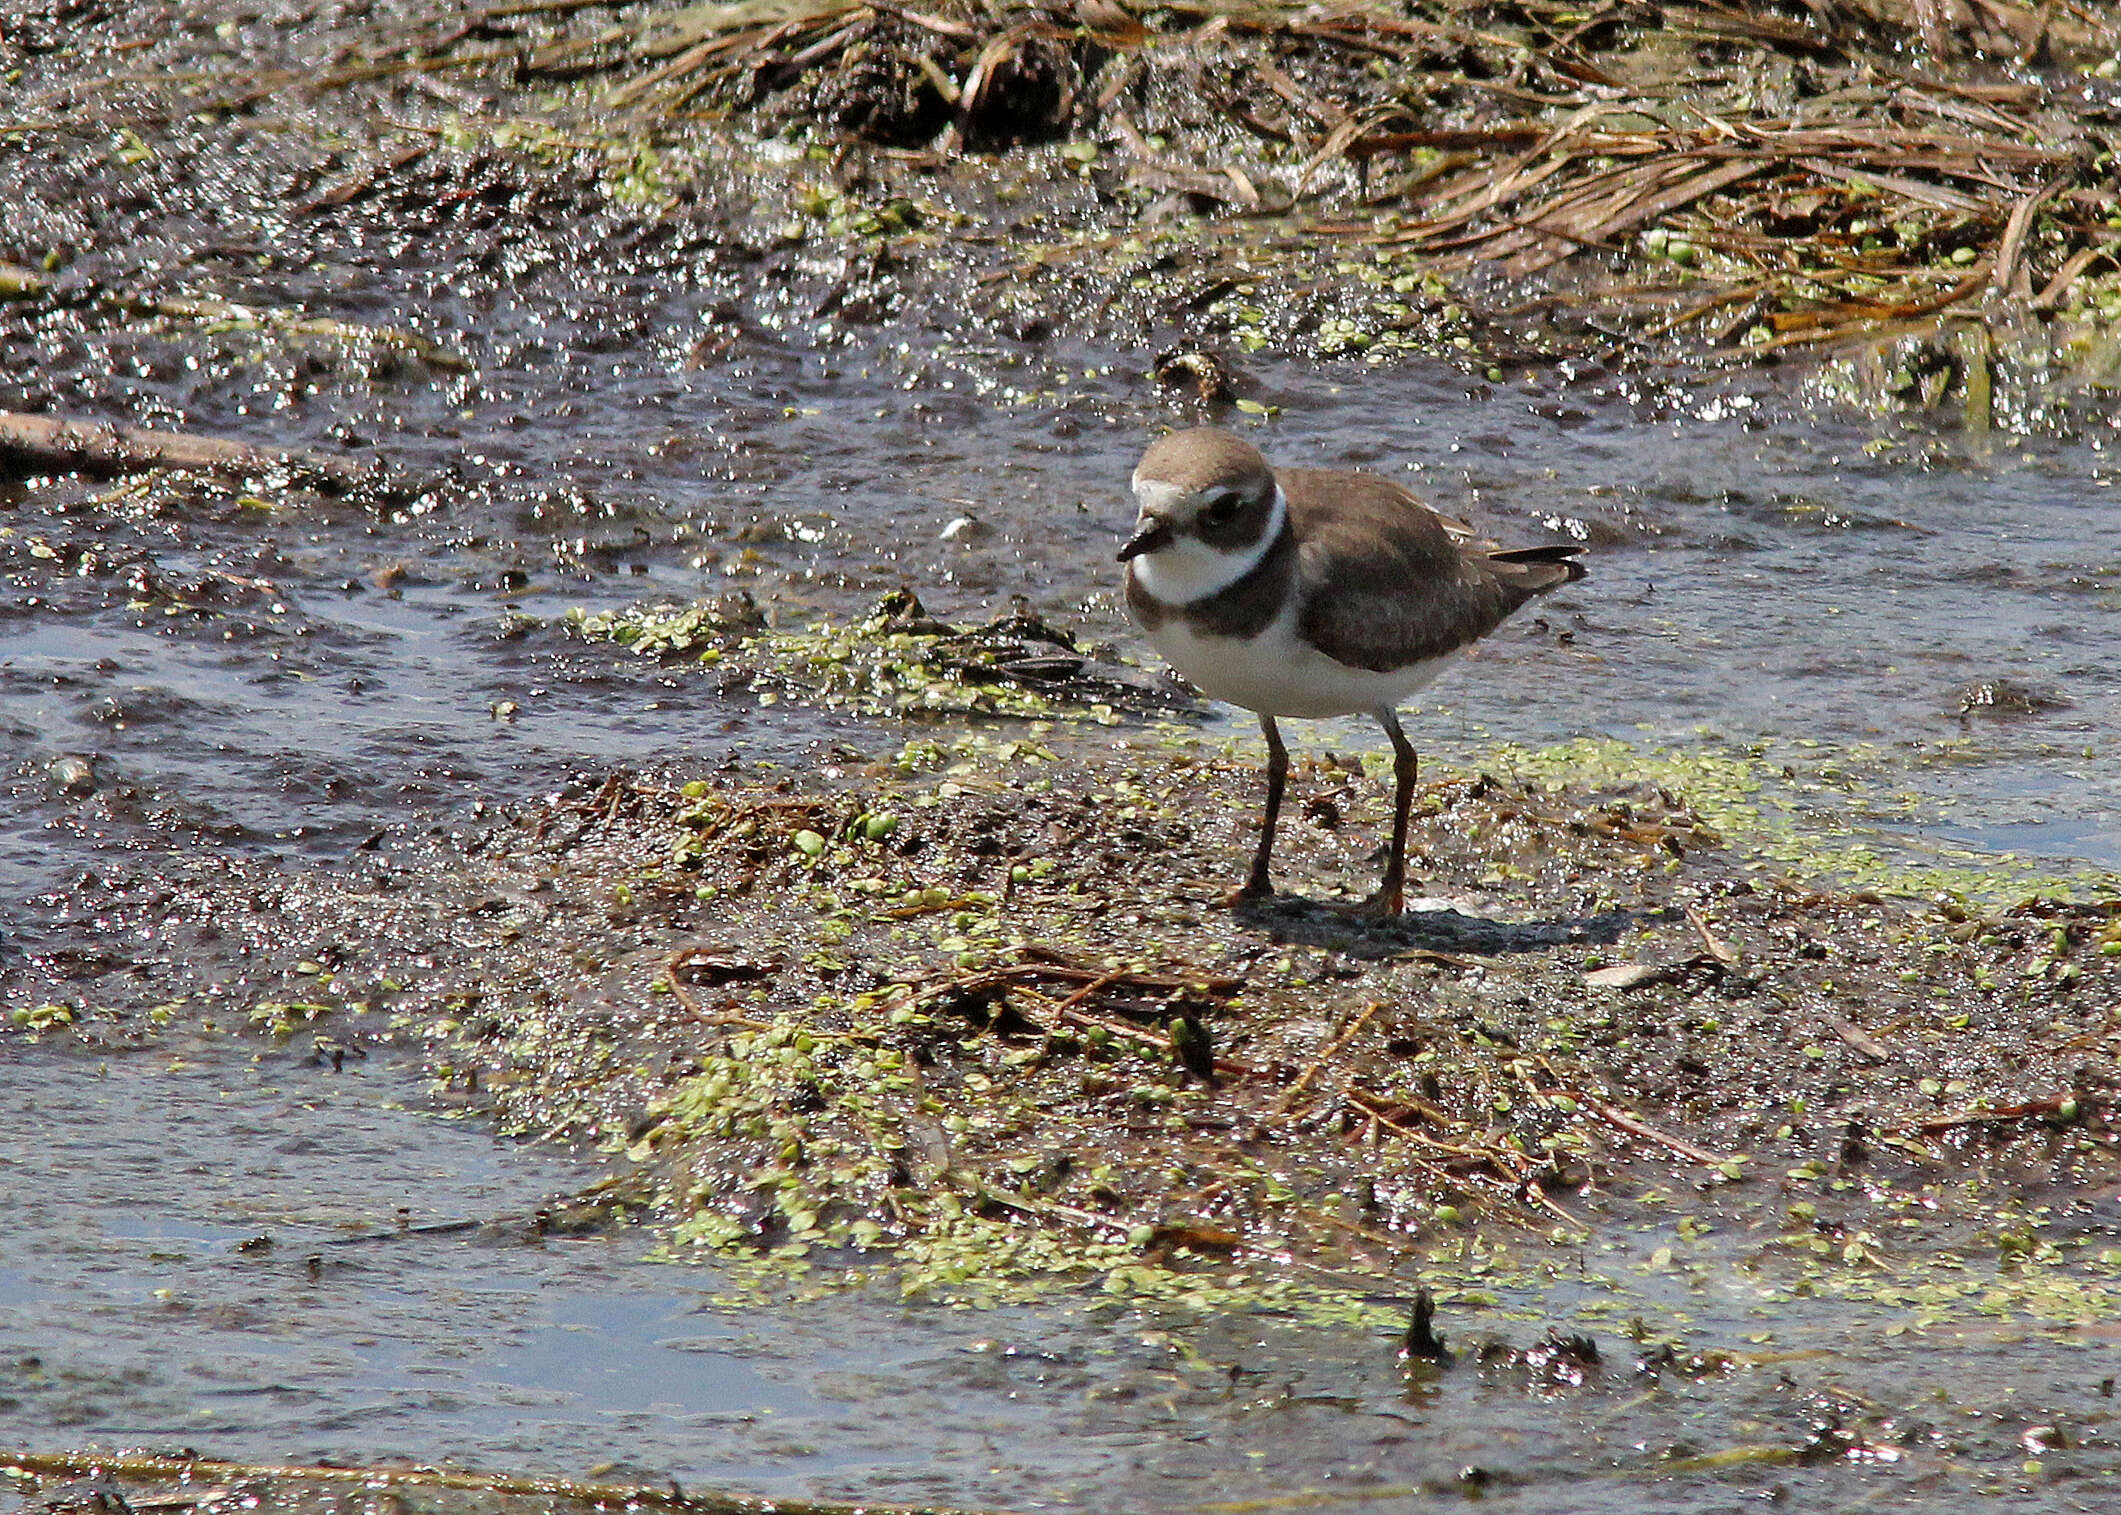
[0, 409, 375, 489]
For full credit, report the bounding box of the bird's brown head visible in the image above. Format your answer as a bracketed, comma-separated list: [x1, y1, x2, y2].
[1117, 428, 1280, 567]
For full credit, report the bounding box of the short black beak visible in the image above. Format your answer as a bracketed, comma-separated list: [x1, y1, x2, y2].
[1117, 517, 1173, 562]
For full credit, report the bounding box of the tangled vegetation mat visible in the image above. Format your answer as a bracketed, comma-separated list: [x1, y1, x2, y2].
[6, 1, 2121, 424]
[11, 683, 2117, 1311]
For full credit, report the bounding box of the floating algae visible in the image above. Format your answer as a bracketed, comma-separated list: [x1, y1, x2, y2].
[568, 589, 1191, 723]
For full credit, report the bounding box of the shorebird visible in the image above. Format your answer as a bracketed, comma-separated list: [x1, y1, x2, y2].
[1117, 426, 1584, 915]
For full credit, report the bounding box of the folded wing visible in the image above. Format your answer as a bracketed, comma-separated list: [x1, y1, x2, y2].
[1282, 467, 1585, 675]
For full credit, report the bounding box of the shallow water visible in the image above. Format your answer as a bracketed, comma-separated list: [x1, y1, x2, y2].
[5, 1037, 2117, 1514]
[5, 334, 2117, 920]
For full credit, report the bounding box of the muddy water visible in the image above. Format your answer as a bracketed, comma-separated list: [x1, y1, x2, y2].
[6, 1035, 2119, 1513]
[6, 203, 2121, 1509]
[6, 341, 2117, 916]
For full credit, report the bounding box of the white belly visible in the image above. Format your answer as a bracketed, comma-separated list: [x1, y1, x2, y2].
[1143, 606, 1454, 718]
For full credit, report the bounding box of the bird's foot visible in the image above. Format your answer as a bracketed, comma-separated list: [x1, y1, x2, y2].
[1336, 885, 1404, 920]
[1222, 877, 1275, 909]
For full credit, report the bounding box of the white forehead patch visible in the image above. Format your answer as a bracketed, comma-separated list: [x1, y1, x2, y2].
[1128, 485, 1287, 606]
[1131, 476, 1190, 515]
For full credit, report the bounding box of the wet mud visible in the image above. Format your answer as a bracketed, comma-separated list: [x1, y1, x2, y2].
[5, 732, 2121, 1509]
[11, 723, 2118, 1271]
[7, 2, 2121, 420]
[5, 4, 2121, 1512]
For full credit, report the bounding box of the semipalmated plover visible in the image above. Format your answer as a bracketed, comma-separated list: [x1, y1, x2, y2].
[1117, 427, 1584, 915]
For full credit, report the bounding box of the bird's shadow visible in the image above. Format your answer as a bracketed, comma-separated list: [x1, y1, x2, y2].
[1231, 892, 1648, 960]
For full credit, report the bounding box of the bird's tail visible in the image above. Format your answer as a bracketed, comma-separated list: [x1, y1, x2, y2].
[1487, 542, 1587, 596]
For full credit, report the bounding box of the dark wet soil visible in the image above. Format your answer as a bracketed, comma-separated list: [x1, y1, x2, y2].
[6, 734, 2120, 1507]
[11, 731, 2117, 1260]
[8, 2, 2121, 418]
[5, 5, 2121, 1513]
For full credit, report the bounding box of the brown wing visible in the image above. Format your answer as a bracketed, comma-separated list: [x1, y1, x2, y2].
[1282, 467, 1584, 674]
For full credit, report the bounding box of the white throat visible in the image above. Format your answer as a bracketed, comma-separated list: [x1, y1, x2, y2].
[1131, 484, 1287, 606]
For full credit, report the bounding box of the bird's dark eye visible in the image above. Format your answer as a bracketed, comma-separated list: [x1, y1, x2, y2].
[1201, 494, 1239, 527]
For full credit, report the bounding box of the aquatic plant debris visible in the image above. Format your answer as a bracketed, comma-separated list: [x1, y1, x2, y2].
[9, 2, 2121, 412]
[8, 726, 2114, 1318]
[568, 588, 1192, 720]
[0, 1449, 1016, 1515]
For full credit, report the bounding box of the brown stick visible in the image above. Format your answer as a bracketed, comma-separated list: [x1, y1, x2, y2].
[1991, 174, 2065, 297]
[0, 1449, 1012, 1515]
[1332, 1090, 1571, 1223]
[661, 948, 776, 1030]
[1734, 265, 1992, 355]
[2031, 244, 2115, 310]
[1906, 1095, 2081, 1135]
[864, 0, 978, 40]
[1009, 981, 1264, 1078]
[0, 409, 373, 488]
[1272, 999, 1385, 1113]
[924, 956, 1244, 999]
[1558, 1088, 1736, 1168]
[1341, 1090, 1486, 1158]
[1684, 903, 1739, 965]
[1831, 1020, 1891, 1064]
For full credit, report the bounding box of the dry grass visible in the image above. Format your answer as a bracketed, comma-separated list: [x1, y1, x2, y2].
[479, 1, 2121, 352]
